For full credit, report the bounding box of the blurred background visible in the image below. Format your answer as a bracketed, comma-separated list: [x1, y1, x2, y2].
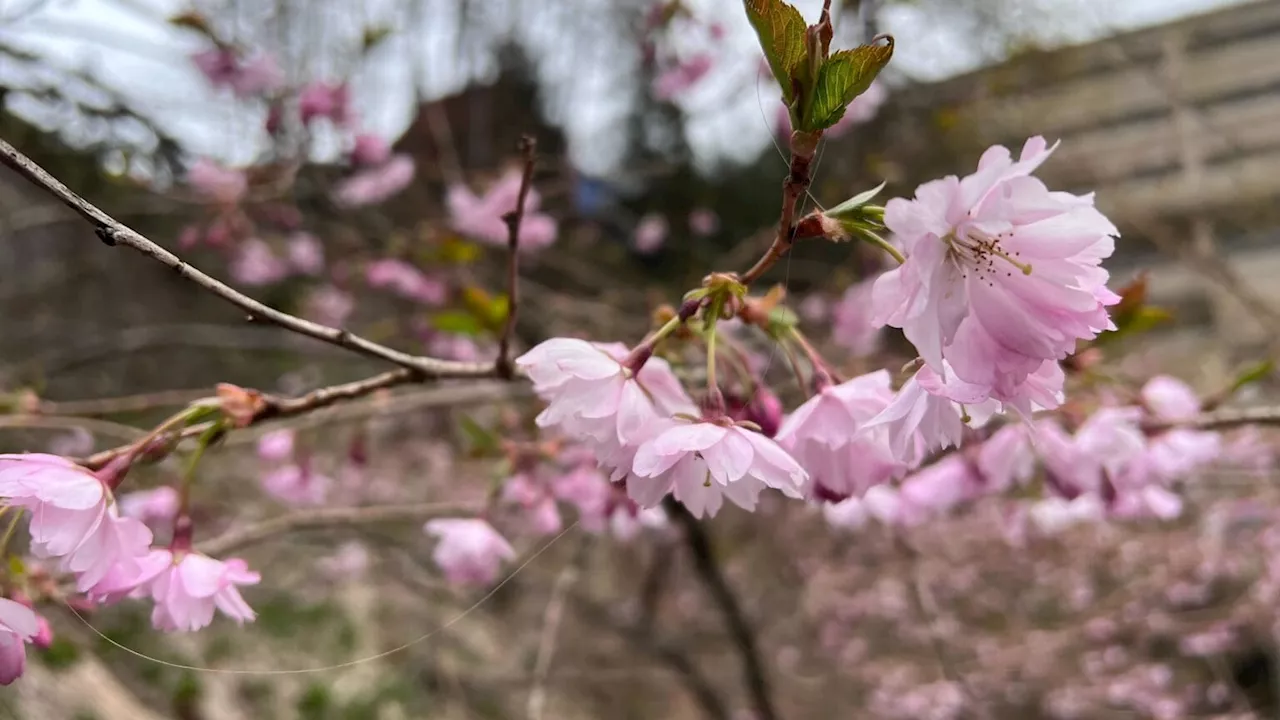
[1, 0, 1279, 718]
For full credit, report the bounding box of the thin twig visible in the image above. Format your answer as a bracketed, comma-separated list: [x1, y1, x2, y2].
[665, 498, 778, 720]
[527, 535, 588, 720]
[498, 136, 537, 378]
[0, 137, 501, 380]
[33, 389, 211, 416]
[199, 501, 482, 556]
[739, 136, 817, 286]
[1147, 405, 1280, 432]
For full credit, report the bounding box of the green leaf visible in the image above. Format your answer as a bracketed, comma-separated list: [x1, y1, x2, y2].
[804, 39, 894, 131]
[1095, 306, 1174, 346]
[744, 0, 808, 104]
[362, 26, 394, 52]
[431, 311, 485, 336]
[457, 415, 499, 455]
[1229, 360, 1274, 395]
[826, 181, 887, 221]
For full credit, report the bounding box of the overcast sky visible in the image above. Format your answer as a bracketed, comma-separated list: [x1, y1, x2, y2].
[0, 0, 1251, 176]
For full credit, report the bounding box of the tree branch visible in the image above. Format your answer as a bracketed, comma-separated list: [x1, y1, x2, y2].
[665, 498, 778, 720]
[738, 139, 817, 286]
[199, 501, 482, 557]
[0, 137, 502, 380]
[498, 136, 537, 379]
[1147, 405, 1280, 432]
[527, 535, 587, 720]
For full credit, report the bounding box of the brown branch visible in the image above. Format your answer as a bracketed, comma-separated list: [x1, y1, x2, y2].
[498, 136, 537, 378]
[0, 137, 501, 380]
[738, 137, 817, 286]
[33, 389, 210, 416]
[199, 501, 482, 556]
[1147, 405, 1280, 432]
[527, 535, 588, 720]
[665, 498, 778, 720]
[78, 372, 521, 469]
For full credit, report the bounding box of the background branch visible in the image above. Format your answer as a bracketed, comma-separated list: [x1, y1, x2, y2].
[498, 135, 537, 378]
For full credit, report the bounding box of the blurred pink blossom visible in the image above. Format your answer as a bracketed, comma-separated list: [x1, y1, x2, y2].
[446, 169, 558, 250]
[304, 285, 355, 326]
[633, 213, 669, 253]
[350, 133, 392, 167]
[319, 541, 370, 580]
[47, 427, 93, 457]
[333, 154, 416, 208]
[423, 518, 516, 586]
[798, 294, 828, 323]
[191, 49, 283, 97]
[256, 429, 295, 462]
[365, 258, 446, 304]
[118, 487, 180, 527]
[1141, 375, 1201, 420]
[229, 239, 290, 286]
[261, 463, 331, 506]
[652, 53, 714, 100]
[427, 333, 483, 362]
[286, 232, 325, 275]
[688, 208, 720, 236]
[298, 81, 352, 126]
[187, 158, 247, 204]
[832, 277, 882, 355]
[0, 598, 38, 685]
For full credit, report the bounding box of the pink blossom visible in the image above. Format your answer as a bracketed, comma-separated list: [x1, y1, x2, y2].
[871, 137, 1118, 402]
[862, 365, 997, 464]
[1221, 427, 1273, 473]
[1027, 495, 1105, 534]
[822, 496, 870, 530]
[832, 277, 882, 356]
[977, 423, 1035, 491]
[727, 386, 784, 438]
[286, 232, 325, 275]
[446, 169, 559, 250]
[0, 598, 37, 685]
[229, 239, 290, 286]
[0, 454, 154, 593]
[187, 158, 247, 204]
[798, 294, 828, 323]
[689, 208, 720, 236]
[427, 333, 483, 362]
[777, 371, 906, 499]
[1036, 408, 1146, 499]
[257, 429, 295, 462]
[298, 81, 352, 126]
[261, 463, 330, 506]
[143, 551, 260, 632]
[1111, 485, 1184, 521]
[896, 455, 983, 524]
[319, 542, 370, 580]
[192, 49, 283, 97]
[350, 133, 392, 167]
[652, 54, 714, 100]
[304, 285, 355, 327]
[634, 213, 669, 253]
[333, 154, 416, 208]
[551, 463, 614, 533]
[365, 258, 446, 304]
[48, 427, 93, 457]
[118, 486, 180, 526]
[501, 472, 564, 536]
[1141, 375, 1200, 420]
[630, 421, 806, 518]
[517, 339, 696, 475]
[423, 519, 516, 586]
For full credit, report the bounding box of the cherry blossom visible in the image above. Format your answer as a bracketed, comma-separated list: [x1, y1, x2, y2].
[501, 472, 564, 535]
[118, 486, 180, 527]
[261, 463, 331, 506]
[862, 365, 996, 464]
[365, 258, 446, 304]
[286, 232, 325, 275]
[871, 137, 1118, 400]
[895, 454, 983, 524]
[0, 454, 154, 592]
[629, 421, 806, 518]
[256, 429, 296, 462]
[142, 551, 261, 632]
[191, 49, 283, 98]
[776, 371, 906, 499]
[298, 81, 353, 126]
[187, 158, 247, 204]
[1141, 375, 1201, 420]
[350, 133, 392, 167]
[689, 208, 720, 236]
[423, 519, 516, 586]
[976, 423, 1035, 491]
[446, 169, 558, 250]
[727, 386, 784, 438]
[517, 339, 696, 469]
[229, 239, 290, 286]
[652, 54, 714, 100]
[333, 155, 416, 208]
[832, 277, 882, 356]
[634, 213, 669, 253]
[0, 599, 38, 685]
[304, 285, 356, 326]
